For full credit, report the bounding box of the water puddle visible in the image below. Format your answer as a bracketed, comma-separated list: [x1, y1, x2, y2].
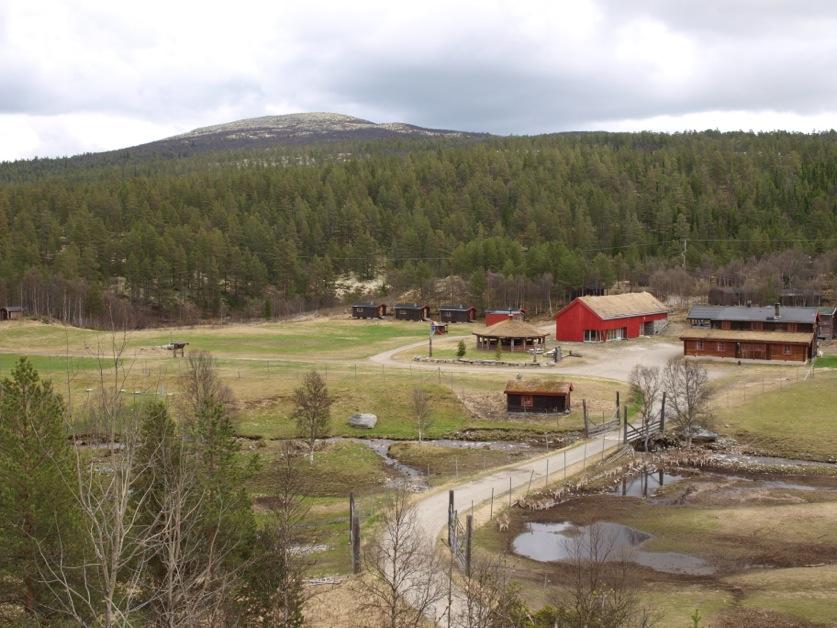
[612, 470, 684, 497]
[512, 521, 714, 576]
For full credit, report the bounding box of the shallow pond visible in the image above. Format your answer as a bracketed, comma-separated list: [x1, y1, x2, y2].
[612, 470, 684, 497]
[512, 521, 714, 576]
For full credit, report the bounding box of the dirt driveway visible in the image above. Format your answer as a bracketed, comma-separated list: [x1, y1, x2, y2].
[370, 334, 686, 384]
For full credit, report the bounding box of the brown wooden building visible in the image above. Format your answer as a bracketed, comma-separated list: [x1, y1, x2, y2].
[473, 319, 547, 352]
[504, 379, 573, 413]
[680, 329, 814, 363]
[687, 304, 818, 334]
[439, 304, 477, 323]
[351, 302, 387, 319]
[0, 306, 23, 321]
[394, 303, 430, 321]
[818, 306, 836, 340]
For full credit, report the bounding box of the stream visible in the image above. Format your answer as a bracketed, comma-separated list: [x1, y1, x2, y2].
[326, 436, 542, 491]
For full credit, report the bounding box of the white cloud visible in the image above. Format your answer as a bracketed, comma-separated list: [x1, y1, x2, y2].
[0, 0, 836, 159]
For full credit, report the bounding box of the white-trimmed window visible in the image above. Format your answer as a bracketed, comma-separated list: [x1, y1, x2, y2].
[783, 344, 792, 355]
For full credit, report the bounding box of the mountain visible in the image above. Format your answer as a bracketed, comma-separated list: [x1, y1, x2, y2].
[118, 112, 491, 158]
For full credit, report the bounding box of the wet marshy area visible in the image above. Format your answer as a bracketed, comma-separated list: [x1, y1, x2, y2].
[497, 460, 837, 583]
[512, 520, 715, 575]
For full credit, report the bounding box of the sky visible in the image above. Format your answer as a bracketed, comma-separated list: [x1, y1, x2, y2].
[2, 0, 837, 161]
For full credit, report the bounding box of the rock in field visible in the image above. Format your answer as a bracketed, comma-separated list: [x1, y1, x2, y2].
[348, 413, 378, 428]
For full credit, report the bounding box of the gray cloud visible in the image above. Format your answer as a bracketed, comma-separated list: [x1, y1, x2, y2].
[1, 0, 836, 160]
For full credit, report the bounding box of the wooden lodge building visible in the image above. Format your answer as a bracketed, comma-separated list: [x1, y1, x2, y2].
[683, 303, 818, 362]
[484, 308, 525, 326]
[686, 304, 818, 334]
[439, 304, 477, 323]
[504, 379, 573, 413]
[680, 329, 815, 363]
[394, 303, 430, 321]
[554, 292, 668, 342]
[473, 319, 547, 352]
[351, 302, 387, 319]
[0, 306, 23, 321]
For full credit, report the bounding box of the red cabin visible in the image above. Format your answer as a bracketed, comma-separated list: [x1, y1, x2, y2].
[485, 308, 525, 327]
[554, 292, 668, 342]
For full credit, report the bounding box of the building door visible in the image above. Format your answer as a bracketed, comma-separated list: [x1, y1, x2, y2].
[521, 395, 533, 411]
[642, 321, 655, 336]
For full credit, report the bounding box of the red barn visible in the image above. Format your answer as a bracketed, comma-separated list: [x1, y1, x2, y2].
[554, 292, 668, 342]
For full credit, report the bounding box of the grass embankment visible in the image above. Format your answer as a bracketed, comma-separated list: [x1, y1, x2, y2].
[388, 442, 530, 484]
[815, 354, 837, 369]
[717, 369, 837, 460]
[248, 440, 392, 575]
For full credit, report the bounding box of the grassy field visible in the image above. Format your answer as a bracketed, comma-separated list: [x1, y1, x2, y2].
[815, 354, 837, 368]
[0, 318, 449, 360]
[717, 369, 837, 460]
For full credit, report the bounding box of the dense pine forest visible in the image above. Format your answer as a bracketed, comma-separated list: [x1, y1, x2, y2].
[1, 130, 835, 327]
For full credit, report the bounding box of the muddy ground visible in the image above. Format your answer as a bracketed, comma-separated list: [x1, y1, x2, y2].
[477, 460, 837, 626]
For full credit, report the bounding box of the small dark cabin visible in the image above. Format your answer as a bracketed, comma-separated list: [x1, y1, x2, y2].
[504, 380, 573, 414]
[352, 302, 387, 319]
[0, 306, 23, 321]
[818, 306, 836, 340]
[394, 303, 430, 321]
[439, 304, 477, 323]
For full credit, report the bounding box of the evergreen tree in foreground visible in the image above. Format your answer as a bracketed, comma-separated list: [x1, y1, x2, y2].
[0, 358, 81, 621]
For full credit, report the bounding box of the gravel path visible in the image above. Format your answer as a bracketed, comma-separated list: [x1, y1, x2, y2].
[409, 429, 624, 625]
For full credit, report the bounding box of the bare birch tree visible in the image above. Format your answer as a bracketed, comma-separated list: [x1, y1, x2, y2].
[292, 371, 333, 463]
[41, 330, 161, 626]
[456, 555, 526, 628]
[246, 444, 309, 626]
[662, 358, 713, 447]
[411, 387, 433, 444]
[552, 523, 657, 628]
[630, 365, 661, 451]
[361, 486, 447, 627]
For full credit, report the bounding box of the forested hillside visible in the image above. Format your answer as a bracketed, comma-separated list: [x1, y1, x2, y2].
[1, 130, 835, 327]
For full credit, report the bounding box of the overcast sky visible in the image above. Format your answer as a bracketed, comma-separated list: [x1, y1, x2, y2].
[2, 0, 837, 161]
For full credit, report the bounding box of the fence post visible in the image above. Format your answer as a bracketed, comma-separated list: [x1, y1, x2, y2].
[348, 492, 355, 546]
[601, 431, 606, 461]
[447, 490, 454, 546]
[660, 391, 667, 433]
[490, 487, 494, 519]
[545, 459, 549, 487]
[616, 390, 620, 417]
[623, 405, 628, 443]
[527, 469, 534, 495]
[582, 399, 589, 437]
[465, 515, 473, 578]
[351, 515, 361, 574]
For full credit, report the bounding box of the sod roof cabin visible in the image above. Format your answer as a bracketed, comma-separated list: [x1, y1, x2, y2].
[0, 306, 23, 321]
[504, 379, 573, 413]
[679, 328, 815, 363]
[472, 319, 547, 352]
[554, 291, 668, 342]
[351, 302, 387, 319]
[439, 304, 477, 323]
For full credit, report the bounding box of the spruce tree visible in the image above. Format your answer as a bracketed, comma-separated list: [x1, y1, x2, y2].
[0, 358, 80, 620]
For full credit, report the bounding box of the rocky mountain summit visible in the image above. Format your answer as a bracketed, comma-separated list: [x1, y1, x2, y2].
[124, 112, 488, 157]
